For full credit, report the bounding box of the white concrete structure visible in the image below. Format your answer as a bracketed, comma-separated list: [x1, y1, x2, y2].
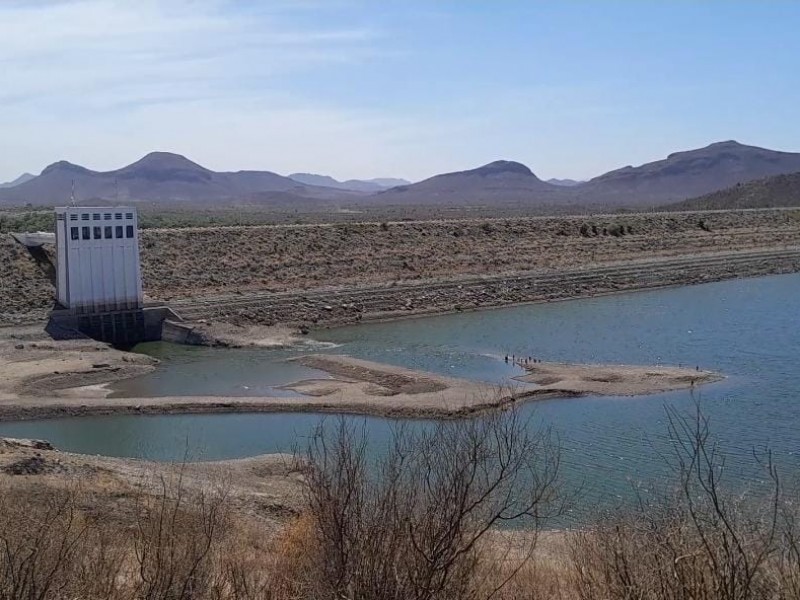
[9, 232, 55, 247]
[54, 206, 143, 313]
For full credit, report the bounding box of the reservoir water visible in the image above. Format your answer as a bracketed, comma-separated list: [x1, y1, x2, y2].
[1, 273, 798, 511]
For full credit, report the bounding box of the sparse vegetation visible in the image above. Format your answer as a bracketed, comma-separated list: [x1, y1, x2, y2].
[670, 171, 800, 211]
[569, 406, 799, 600]
[0, 406, 798, 599]
[3, 208, 800, 325]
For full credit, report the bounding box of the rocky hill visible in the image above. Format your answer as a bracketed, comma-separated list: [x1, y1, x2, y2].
[377, 160, 570, 206]
[0, 152, 357, 207]
[574, 141, 800, 207]
[668, 171, 800, 211]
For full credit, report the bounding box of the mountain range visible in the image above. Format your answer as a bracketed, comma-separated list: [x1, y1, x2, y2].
[0, 152, 360, 207]
[2, 141, 799, 210]
[381, 141, 800, 208]
[288, 173, 410, 193]
[546, 178, 583, 187]
[0, 173, 35, 189]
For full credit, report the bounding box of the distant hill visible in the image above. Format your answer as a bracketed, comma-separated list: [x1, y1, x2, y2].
[376, 142, 800, 209]
[377, 160, 570, 206]
[289, 173, 410, 193]
[369, 177, 411, 188]
[547, 178, 582, 187]
[0, 173, 35, 189]
[574, 141, 800, 207]
[5, 141, 800, 210]
[667, 171, 800, 211]
[0, 152, 357, 207]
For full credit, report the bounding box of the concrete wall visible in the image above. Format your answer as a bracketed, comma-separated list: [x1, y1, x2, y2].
[48, 306, 180, 347]
[54, 206, 143, 313]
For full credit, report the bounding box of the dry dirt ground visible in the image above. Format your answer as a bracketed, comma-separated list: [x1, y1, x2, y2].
[0, 326, 157, 402]
[0, 437, 304, 531]
[3, 208, 800, 325]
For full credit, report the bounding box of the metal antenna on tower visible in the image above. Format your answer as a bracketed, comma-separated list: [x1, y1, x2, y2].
[70, 179, 76, 206]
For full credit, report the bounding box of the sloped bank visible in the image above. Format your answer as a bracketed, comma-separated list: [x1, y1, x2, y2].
[169, 247, 800, 329]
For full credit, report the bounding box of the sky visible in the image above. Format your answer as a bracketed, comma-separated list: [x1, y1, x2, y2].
[1, 1, 800, 183]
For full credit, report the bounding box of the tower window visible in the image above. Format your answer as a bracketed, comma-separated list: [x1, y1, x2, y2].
[82, 226, 90, 240]
[116, 225, 123, 238]
[93, 226, 102, 239]
[70, 227, 79, 240]
[126, 225, 134, 238]
[104, 226, 113, 239]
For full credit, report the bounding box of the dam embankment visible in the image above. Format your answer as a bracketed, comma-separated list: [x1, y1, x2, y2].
[3, 208, 800, 327]
[168, 247, 800, 326]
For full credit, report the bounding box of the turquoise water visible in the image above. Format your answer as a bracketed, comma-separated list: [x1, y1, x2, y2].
[0, 273, 798, 511]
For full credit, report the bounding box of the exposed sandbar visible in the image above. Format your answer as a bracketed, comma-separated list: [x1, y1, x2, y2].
[0, 327, 722, 422]
[514, 361, 722, 396]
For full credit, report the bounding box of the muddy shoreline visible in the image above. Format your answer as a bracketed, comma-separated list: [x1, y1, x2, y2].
[0, 343, 722, 422]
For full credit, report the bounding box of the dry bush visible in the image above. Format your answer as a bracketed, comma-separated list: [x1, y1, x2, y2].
[300, 410, 563, 600]
[0, 470, 240, 600]
[0, 482, 129, 600]
[219, 514, 317, 600]
[569, 405, 800, 600]
[131, 469, 231, 600]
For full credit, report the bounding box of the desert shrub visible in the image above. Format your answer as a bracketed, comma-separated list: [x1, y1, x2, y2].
[132, 470, 231, 599]
[608, 224, 625, 237]
[0, 483, 131, 600]
[0, 211, 55, 234]
[570, 405, 796, 600]
[301, 411, 562, 600]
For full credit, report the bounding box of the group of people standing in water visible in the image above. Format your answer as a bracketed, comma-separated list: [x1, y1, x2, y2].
[504, 354, 541, 366]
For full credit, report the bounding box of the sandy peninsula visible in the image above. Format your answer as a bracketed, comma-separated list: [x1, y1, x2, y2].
[0, 325, 722, 421]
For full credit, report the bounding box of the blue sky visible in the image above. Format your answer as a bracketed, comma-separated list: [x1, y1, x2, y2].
[1, 1, 799, 182]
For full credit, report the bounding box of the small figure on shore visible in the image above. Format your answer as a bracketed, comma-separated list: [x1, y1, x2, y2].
[696, 365, 700, 371]
[504, 355, 508, 363]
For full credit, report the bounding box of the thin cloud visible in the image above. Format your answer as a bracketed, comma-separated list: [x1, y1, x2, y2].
[0, 0, 379, 109]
